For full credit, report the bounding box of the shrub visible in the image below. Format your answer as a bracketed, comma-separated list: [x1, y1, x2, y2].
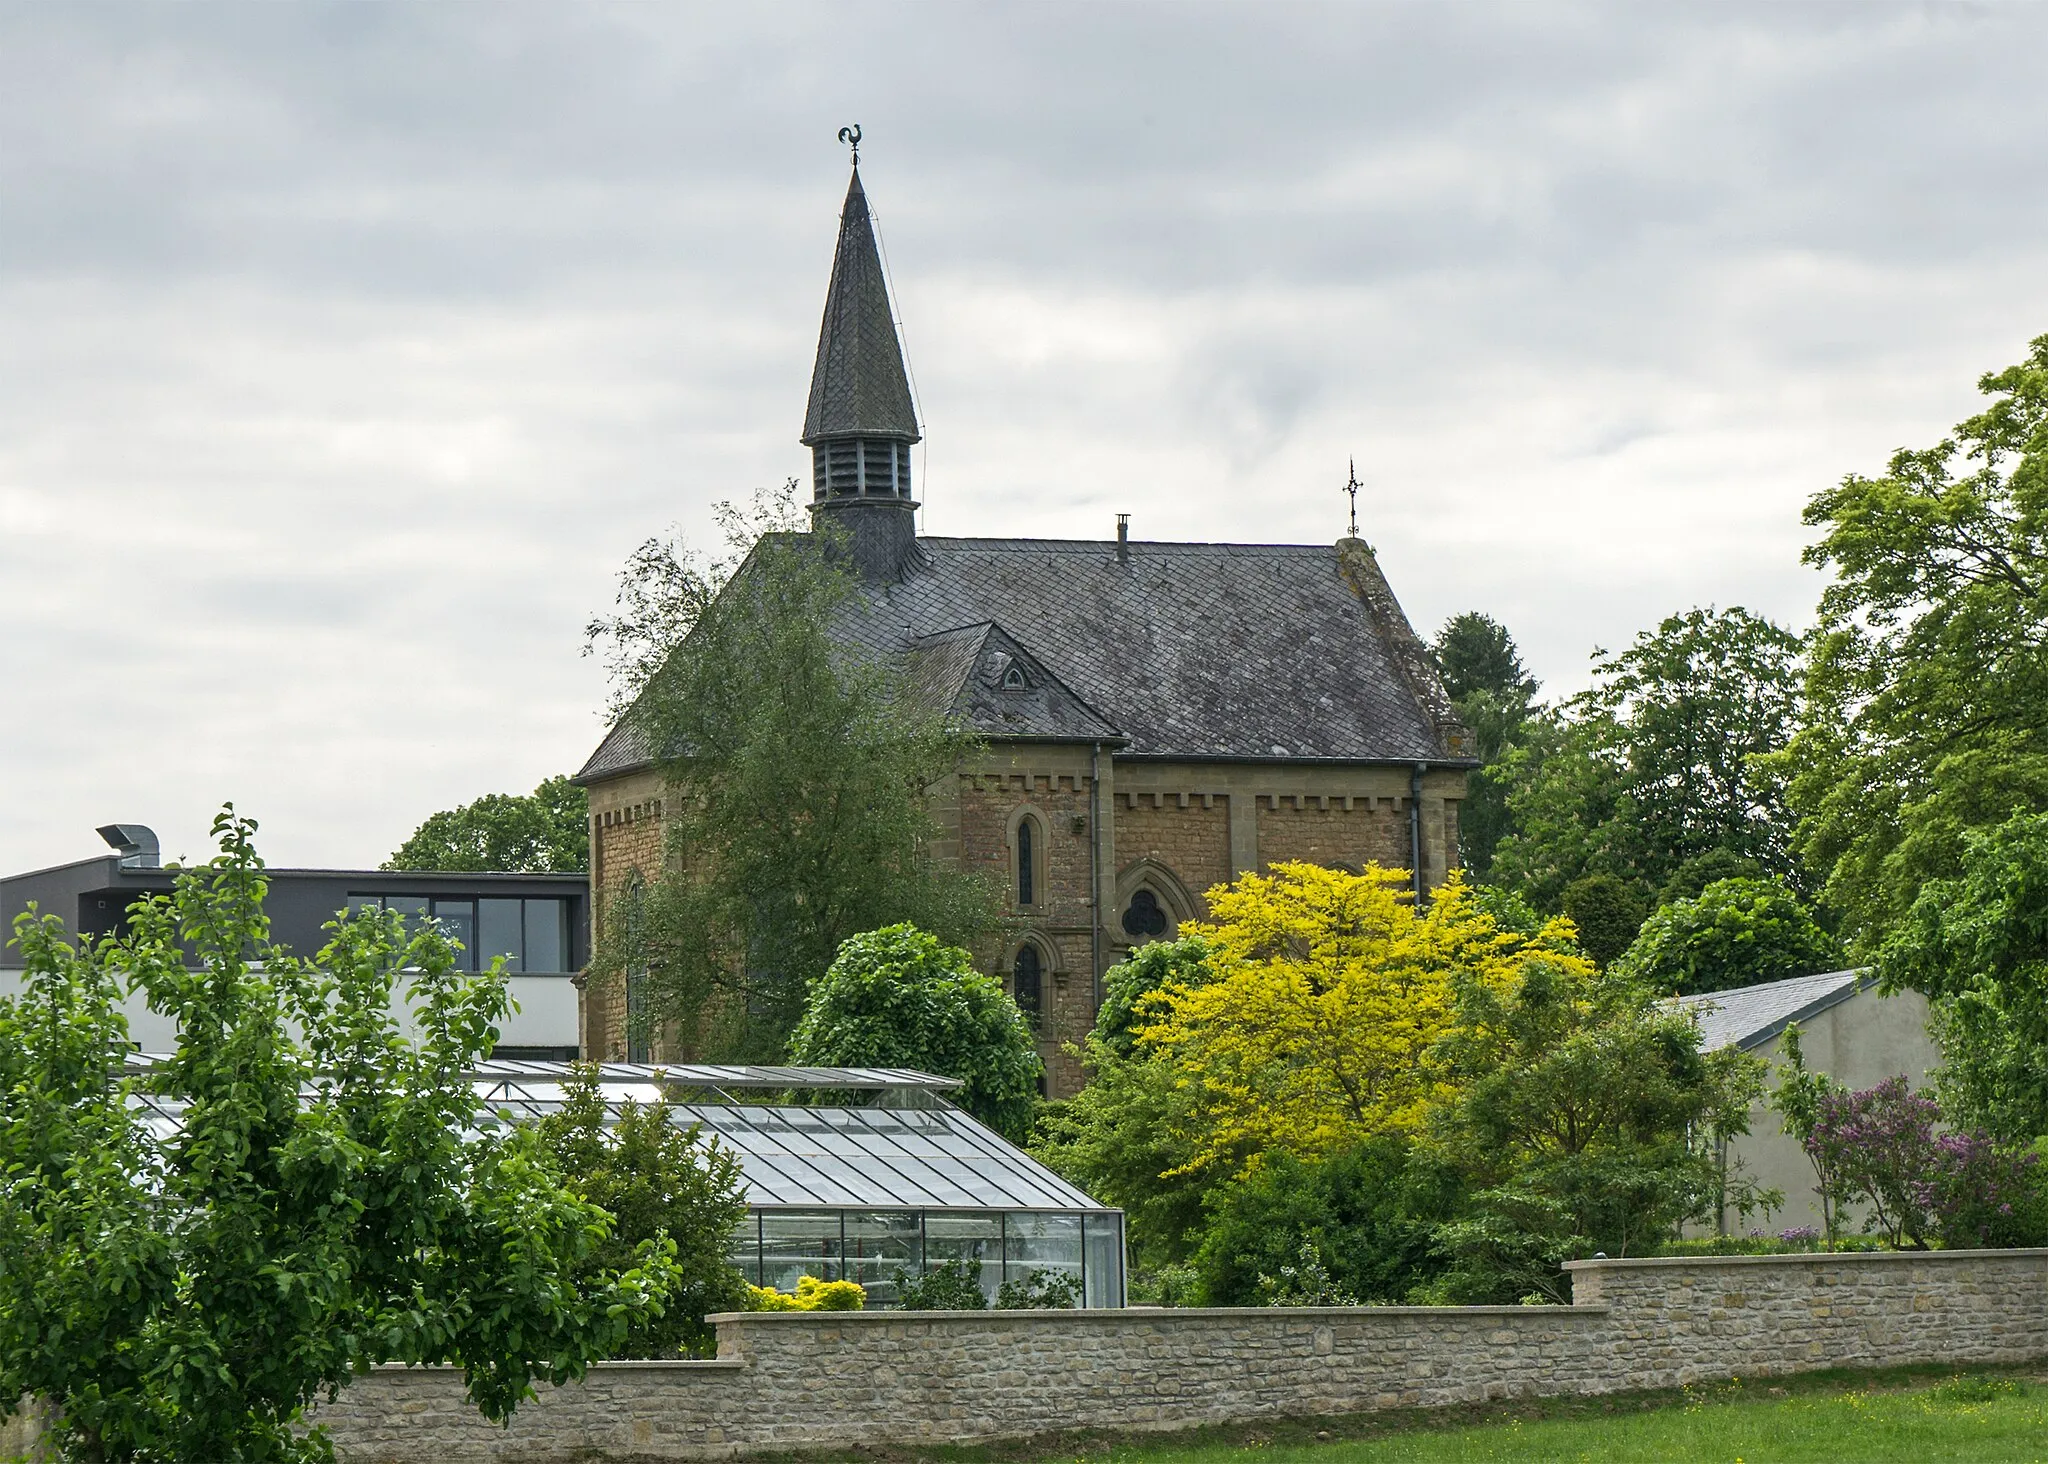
[1614, 877, 1840, 995]
[1255, 1242, 1358, 1307]
[1915, 1132, 2048, 1249]
[890, 1259, 987, 1310]
[1193, 1139, 1453, 1306]
[744, 1276, 865, 1311]
[1561, 874, 1649, 967]
[994, 1270, 1083, 1309]
[532, 1063, 750, 1357]
[788, 924, 1041, 1139]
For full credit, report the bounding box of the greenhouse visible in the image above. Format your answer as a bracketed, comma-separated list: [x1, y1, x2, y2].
[118, 1055, 1125, 1308]
[471, 1061, 1127, 1309]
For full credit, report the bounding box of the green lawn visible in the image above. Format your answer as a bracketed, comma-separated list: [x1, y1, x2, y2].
[854, 1368, 2048, 1464]
[1113, 1378, 2048, 1463]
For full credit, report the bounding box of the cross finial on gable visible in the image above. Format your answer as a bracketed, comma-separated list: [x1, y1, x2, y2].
[1343, 458, 1362, 539]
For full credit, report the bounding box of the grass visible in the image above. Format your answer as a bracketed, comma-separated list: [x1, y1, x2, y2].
[784, 1364, 2048, 1464]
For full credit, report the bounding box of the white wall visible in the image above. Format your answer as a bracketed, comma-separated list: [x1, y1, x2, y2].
[0, 968, 581, 1054]
[1716, 985, 1942, 1236]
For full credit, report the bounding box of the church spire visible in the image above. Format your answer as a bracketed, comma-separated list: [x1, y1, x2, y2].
[803, 142, 921, 578]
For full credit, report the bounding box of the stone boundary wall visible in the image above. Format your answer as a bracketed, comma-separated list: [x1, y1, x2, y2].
[296, 1249, 2048, 1461]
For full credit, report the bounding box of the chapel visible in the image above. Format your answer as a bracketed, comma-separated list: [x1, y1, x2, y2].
[575, 161, 1474, 1095]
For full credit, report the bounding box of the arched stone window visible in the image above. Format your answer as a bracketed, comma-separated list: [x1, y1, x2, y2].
[1007, 807, 1049, 912]
[1011, 941, 1044, 1033]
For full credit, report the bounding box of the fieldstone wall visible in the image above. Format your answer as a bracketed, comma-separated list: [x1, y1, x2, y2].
[297, 1249, 2048, 1462]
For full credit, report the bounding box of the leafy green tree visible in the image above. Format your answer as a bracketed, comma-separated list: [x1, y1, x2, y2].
[1786, 335, 2048, 948]
[1878, 810, 2048, 1140]
[1424, 957, 1766, 1302]
[787, 924, 1041, 1139]
[1615, 877, 1840, 995]
[1434, 612, 1540, 707]
[1492, 607, 1804, 909]
[1028, 1041, 1208, 1271]
[1090, 934, 1213, 1060]
[532, 1064, 750, 1358]
[0, 811, 677, 1463]
[1192, 1138, 1458, 1306]
[1657, 848, 1766, 905]
[585, 487, 996, 1059]
[1561, 873, 1649, 968]
[1433, 612, 1540, 878]
[386, 774, 589, 872]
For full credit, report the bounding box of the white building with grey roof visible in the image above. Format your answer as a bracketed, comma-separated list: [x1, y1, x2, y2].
[1675, 970, 1941, 1236]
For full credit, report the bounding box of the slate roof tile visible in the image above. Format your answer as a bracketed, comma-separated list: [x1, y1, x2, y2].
[576, 533, 1470, 783]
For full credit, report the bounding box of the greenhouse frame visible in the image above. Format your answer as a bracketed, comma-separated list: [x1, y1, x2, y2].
[122, 1055, 1126, 1310]
[472, 1061, 1127, 1309]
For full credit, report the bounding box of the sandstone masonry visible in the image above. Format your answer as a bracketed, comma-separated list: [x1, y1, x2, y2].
[305, 1249, 2048, 1462]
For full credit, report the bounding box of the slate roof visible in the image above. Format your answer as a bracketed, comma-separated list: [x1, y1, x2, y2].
[802, 168, 920, 445]
[577, 534, 1470, 783]
[1673, 969, 1871, 1053]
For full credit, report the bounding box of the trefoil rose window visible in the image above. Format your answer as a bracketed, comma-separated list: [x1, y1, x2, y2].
[1121, 888, 1169, 941]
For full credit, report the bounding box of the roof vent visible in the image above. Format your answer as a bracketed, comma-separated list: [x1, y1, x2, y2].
[97, 823, 160, 869]
[1116, 513, 1130, 563]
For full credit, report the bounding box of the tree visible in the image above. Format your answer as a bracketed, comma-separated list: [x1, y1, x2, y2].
[1433, 612, 1539, 878]
[1434, 611, 1539, 707]
[532, 1065, 750, 1358]
[1614, 876, 1840, 995]
[1786, 334, 2048, 947]
[1135, 863, 1584, 1183]
[1426, 955, 1765, 1302]
[1560, 874, 1649, 968]
[1090, 934, 1214, 1061]
[786, 924, 1041, 1139]
[0, 811, 677, 1463]
[1492, 607, 1805, 908]
[385, 774, 589, 872]
[585, 487, 995, 1060]
[1191, 1138, 1459, 1306]
[1877, 810, 2048, 1139]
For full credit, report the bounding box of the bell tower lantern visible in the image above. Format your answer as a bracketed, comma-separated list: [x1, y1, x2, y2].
[802, 149, 923, 579]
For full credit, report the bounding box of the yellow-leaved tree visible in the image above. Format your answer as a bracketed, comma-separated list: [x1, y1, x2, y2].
[1135, 861, 1584, 1182]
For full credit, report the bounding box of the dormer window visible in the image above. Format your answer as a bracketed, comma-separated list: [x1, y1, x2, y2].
[1002, 664, 1029, 691]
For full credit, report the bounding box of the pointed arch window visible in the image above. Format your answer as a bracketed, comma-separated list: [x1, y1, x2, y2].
[1017, 817, 1035, 907]
[1012, 943, 1043, 1033]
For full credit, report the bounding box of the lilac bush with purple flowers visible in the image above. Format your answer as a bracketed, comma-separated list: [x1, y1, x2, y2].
[1806, 1078, 1941, 1247]
[1798, 1076, 2048, 1249]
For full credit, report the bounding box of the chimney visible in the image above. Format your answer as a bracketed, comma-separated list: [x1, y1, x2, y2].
[1116, 513, 1130, 563]
[97, 823, 160, 869]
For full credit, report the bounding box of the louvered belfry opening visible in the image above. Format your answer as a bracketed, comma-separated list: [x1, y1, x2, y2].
[811, 437, 914, 500]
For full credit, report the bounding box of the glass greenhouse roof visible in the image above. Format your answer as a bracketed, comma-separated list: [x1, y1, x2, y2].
[115, 1054, 1108, 1214]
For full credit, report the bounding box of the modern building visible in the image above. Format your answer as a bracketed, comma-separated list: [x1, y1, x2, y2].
[1676, 969, 1941, 1235]
[575, 160, 1475, 1093]
[1, 824, 588, 1058]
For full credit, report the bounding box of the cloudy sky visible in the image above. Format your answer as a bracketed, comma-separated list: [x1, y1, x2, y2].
[2, 2, 2045, 874]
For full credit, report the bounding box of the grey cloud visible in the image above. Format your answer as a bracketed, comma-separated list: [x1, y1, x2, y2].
[3, 1, 2047, 871]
